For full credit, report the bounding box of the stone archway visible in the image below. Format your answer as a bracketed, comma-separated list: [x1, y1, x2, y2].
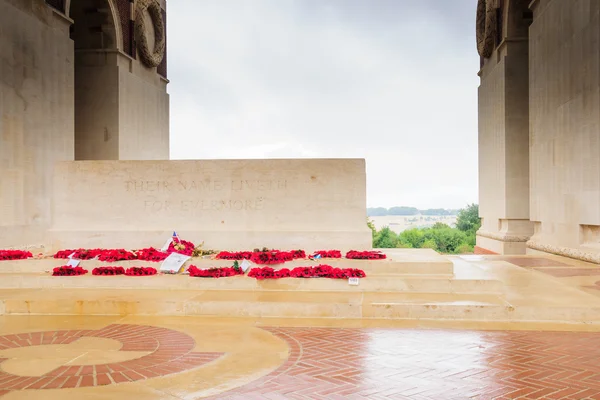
[66, 0, 124, 52]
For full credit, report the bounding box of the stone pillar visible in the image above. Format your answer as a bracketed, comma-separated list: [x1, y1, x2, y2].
[475, 0, 534, 254]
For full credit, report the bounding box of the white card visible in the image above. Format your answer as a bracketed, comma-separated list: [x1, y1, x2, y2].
[348, 277, 360, 286]
[67, 258, 81, 267]
[160, 252, 191, 274]
[160, 238, 172, 252]
[68, 252, 76, 259]
[240, 259, 252, 272]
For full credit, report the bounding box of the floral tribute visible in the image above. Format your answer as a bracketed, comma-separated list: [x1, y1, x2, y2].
[345, 250, 386, 260]
[52, 266, 88, 276]
[216, 249, 306, 265]
[167, 240, 195, 256]
[92, 266, 125, 276]
[54, 248, 136, 262]
[125, 266, 157, 276]
[188, 263, 243, 278]
[215, 251, 253, 261]
[135, 247, 169, 261]
[0, 250, 33, 261]
[311, 250, 342, 259]
[54, 236, 199, 263]
[248, 265, 366, 280]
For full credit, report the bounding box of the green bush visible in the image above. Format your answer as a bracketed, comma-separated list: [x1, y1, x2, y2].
[373, 226, 399, 248]
[421, 239, 437, 249]
[369, 205, 479, 254]
[456, 204, 481, 234]
[423, 227, 467, 254]
[398, 228, 426, 248]
[456, 243, 473, 254]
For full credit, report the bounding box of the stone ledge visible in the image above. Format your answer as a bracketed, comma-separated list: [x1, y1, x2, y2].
[527, 241, 600, 265]
[477, 230, 530, 243]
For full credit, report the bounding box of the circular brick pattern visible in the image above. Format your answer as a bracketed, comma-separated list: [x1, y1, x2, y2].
[0, 324, 223, 394]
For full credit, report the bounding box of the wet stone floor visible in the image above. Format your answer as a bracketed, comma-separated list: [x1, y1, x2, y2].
[0, 316, 600, 399]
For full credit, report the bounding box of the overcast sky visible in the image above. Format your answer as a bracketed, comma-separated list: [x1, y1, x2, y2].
[167, 0, 479, 209]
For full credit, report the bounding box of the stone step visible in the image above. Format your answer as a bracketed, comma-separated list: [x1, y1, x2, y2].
[0, 273, 503, 294]
[0, 256, 454, 276]
[1, 288, 597, 323]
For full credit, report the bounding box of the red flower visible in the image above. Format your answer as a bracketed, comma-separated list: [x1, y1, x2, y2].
[216, 251, 254, 261]
[248, 264, 366, 279]
[291, 250, 306, 259]
[125, 266, 157, 276]
[92, 266, 125, 276]
[274, 268, 291, 278]
[248, 267, 276, 280]
[52, 266, 88, 276]
[54, 249, 101, 260]
[135, 247, 169, 262]
[188, 265, 243, 278]
[167, 240, 195, 256]
[53, 237, 198, 264]
[311, 250, 342, 259]
[54, 248, 134, 261]
[252, 250, 296, 265]
[345, 250, 386, 260]
[97, 250, 136, 262]
[0, 250, 33, 260]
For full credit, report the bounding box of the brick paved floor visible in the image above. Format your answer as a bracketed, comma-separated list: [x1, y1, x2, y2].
[213, 327, 600, 400]
[2, 324, 600, 399]
[0, 324, 222, 396]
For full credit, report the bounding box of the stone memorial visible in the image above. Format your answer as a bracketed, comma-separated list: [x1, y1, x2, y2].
[50, 158, 372, 251]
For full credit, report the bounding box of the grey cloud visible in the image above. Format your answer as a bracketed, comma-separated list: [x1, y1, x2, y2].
[168, 0, 479, 208]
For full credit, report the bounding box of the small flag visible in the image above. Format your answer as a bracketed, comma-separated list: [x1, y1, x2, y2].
[172, 231, 180, 243]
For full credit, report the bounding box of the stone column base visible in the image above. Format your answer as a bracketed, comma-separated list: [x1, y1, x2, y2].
[476, 230, 531, 255]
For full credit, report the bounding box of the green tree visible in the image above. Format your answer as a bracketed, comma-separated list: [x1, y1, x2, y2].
[464, 232, 476, 247]
[423, 227, 467, 254]
[431, 222, 451, 230]
[456, 243, 473, 254]
[456, 204, 481, 233]
[421, 239, 437, 249]
[367, 218, 377, 239]
[373, 226, 399, 248]
[398, 228, 426, 248]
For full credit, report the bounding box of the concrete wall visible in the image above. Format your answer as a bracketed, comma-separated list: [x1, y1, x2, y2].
[527, 0, 600, 262]
[0, 0, 74, 250]
[50, 159, 372, 251]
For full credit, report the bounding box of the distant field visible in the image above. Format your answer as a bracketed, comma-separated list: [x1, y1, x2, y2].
[370, 215, 457, 234]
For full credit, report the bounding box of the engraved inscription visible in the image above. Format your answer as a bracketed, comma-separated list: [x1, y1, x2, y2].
[126, 178, 285, 214]
[126, 179, 286, 193]
[144, 198, 265, 212]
